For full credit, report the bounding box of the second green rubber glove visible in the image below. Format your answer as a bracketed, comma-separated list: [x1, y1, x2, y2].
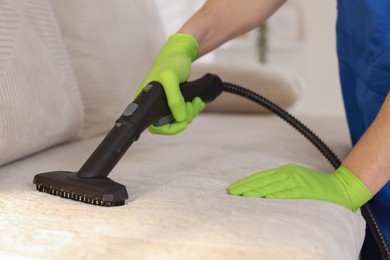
[228, 164, 372, 212]
[136, 33, 203, 135]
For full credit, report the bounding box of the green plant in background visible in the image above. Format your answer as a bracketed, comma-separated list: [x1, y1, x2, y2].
[257, 22, 268, 64]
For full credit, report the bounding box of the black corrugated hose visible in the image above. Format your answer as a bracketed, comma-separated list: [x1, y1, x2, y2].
[222, 82, 390, 260]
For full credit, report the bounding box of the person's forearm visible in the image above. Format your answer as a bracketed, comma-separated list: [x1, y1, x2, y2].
[178, 0, 286, 56]
[342, 93, 390, 195]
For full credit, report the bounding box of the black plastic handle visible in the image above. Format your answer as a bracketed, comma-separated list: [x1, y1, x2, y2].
[149, 73, 224, 126]
[77, 73, 223, 178]
[129, 73, 223, 130]
[180, 73, 224, 103]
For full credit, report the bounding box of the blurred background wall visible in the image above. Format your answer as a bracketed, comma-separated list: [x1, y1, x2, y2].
[152, 0, 343, 116]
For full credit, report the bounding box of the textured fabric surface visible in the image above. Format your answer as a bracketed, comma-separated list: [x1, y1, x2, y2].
[0, 0, 83, 166]
[51, 0, 165, 138]
[190, 62, 302, 113]
[0, 114, 365, 259]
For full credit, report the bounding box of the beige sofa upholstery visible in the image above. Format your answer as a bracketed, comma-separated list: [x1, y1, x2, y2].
[0, 1, 365, 259]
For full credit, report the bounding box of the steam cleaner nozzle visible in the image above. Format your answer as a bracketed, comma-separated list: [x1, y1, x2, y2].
[33, 74, 223, 206]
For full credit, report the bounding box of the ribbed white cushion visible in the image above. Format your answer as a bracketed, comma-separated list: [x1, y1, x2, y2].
[0, 0, 83, 166]
[51, 0, 165, 138]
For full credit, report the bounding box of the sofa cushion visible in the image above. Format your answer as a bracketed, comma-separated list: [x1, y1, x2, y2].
[0, 114, 365, 259]
[0, 0, 84, 166]
[51, 0, 166, 138]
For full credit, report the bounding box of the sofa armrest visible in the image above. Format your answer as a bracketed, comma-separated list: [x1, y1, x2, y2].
[190, 62, 303, 113]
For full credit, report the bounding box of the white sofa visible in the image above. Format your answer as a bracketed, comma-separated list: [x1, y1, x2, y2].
[0, 1, 366, 259]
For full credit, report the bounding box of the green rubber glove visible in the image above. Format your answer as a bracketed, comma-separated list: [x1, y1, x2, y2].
[136, 33, 203, 135]
[148, 97, 205, 135]
[228, 164, 372, 211]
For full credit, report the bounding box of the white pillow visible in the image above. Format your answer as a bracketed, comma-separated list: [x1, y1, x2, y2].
[51, 0, 166, 138]
[0, 0, 84, 166]
[190, 62, 302, 114]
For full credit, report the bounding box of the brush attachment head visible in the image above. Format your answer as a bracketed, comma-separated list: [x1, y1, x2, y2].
[33, 171, 128, 207]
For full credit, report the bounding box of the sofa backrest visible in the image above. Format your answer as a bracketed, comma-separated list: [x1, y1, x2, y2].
[0, 0, 84, 166]
[51, 0, 165, 138]
[0, 0, 165, 166]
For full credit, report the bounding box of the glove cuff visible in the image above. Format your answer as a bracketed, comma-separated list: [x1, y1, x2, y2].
[336, 165, 373, 211]
[164, 33, 200, 62]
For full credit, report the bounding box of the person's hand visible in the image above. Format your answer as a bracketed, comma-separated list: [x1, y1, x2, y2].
[136, 33, 203, 135]
[148, 97, 205, 135]
[228, 164, 372, 211]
